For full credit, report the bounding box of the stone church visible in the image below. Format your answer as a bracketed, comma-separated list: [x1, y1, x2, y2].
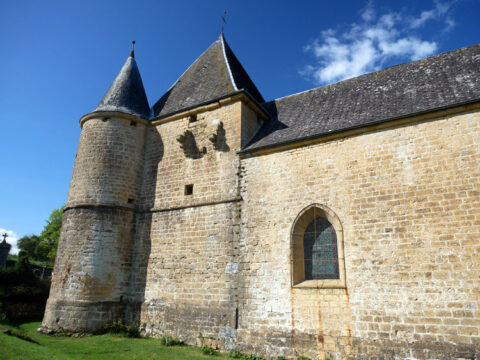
[41, 35, 480, 359]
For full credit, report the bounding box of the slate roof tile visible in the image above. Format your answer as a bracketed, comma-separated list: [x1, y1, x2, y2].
[94, 51, 150, 119]
[244, 44, 480, 152]
[152, 34, 264, 118]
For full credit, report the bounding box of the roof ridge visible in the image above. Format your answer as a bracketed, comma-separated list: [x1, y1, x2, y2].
[220, 34, 238, 91]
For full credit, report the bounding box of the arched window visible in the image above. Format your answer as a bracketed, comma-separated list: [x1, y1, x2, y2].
[291, 204, 345, 288]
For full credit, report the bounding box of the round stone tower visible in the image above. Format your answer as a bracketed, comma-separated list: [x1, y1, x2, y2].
[41, 46, 150, 332]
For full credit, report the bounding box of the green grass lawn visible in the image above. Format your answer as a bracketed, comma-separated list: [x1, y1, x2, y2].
[0, 320, 230, 360]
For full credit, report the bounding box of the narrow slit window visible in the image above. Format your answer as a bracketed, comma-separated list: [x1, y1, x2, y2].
[189, 114, 197, 123]
[130, 121, 137, 127]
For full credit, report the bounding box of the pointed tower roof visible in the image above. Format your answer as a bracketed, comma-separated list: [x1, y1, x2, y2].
[95, 46, 150, 119]
[152, 34, 264, 118]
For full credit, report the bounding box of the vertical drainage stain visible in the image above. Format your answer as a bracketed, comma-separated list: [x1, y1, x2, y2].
[316, 291, 324, 357]
[345, 287, 353, 351]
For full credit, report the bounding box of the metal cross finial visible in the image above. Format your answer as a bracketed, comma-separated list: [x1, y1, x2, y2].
[2, 233, 7, 242]
[130, 40, 136, 58]
[221, 10, 227, 34]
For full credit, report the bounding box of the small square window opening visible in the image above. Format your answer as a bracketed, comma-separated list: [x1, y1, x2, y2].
[185, 184, 194, 195]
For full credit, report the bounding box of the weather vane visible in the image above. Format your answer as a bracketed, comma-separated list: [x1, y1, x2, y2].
[221, 10, 227, 34]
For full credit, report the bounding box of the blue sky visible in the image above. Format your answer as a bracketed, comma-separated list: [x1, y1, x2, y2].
[1, 0, 479, 252]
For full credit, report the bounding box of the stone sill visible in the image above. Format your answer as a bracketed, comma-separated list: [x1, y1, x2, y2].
[292, 279, 346, 289]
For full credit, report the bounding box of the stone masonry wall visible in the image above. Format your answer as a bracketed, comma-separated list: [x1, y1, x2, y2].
[142, 103, 242, 211]
[44, 100, 480, 358]
[67, 116, 146, 207]
[133, 101, 261, 350]
[140, 203, 241, 349]
[237, 109, 480, 359]
[43, 207, 135, 331]
[43, 114, 147, 332]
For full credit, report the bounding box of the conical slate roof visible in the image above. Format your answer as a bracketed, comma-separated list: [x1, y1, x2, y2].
[152, 34, 264, 118]
[95, 50, 150, 119]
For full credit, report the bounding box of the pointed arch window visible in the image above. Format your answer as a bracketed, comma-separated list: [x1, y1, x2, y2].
[291, 204, 346, 288]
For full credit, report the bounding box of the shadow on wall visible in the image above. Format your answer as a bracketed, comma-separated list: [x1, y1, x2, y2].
[125, 126, 163, 323]
[181, 130, 206, 159]
[213, 121, 230, 153]
[242, 101, 288, 149]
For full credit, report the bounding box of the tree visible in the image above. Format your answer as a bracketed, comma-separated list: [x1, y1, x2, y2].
[17, 235, 41, 260]
[17, 206, 64, 265]
[40, 206, 64, 262]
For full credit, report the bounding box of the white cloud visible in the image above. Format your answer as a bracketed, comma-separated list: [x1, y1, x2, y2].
[361, 0, 376, 22]
[301, 1, 456, 85]
[445, 17, 456, 32]
[410, 1, 454, 29]
[0, 228, 20, 255]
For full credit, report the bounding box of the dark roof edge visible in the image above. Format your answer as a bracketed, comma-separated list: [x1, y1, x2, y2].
[239, 98, 480, 155]
[150, 89, 271, 121]
[79, 109, 150, 125]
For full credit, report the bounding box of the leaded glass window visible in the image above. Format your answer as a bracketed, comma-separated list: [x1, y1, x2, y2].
[303, 217, 339, 280]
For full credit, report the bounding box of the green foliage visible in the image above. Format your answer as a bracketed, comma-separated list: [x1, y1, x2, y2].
[297, 356, 311, 360]
[274, 357, 287, 360]
[126, 323, 140, 338]
[34, 240, 51, 261]
[102, 319, 140, 338]
[40, 206, 64, 261]
[0, 253, 50, 321]
[229, 351, 244, 358]
[17, 206, 64, 265]
[0, 253, 38, 289]
[200, 345, 217, 355]
[242, 355, 265, 360]
[228, 351, 265, 360]
[17, 236, 41, 260]
[160, 335, 184, 346]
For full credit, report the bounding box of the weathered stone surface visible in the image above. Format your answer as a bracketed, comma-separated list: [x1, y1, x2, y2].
[42, 114, 146, 332]
[237, 109, 480, 359]
[43, 53, 480, 359]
